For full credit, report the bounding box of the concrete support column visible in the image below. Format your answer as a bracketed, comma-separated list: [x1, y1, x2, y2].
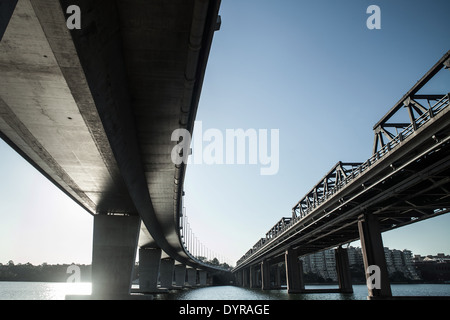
[261, 261, 271, 290]
[358, 213, 392, 299]
[335, 246, 353, 293]
[236, 271, 243, 287]
[174, 264, 186, 287]
[159, 258, 175, 289]
[139, 247, 162, 293]
[186, 268, 197, 286]
[249, 265, 257, 288]
[0, 0, 18, 41]
[274, 264, 281, 288]
[243, 268, 249, 287]
[199, 270, 207, 286]
[91, 215, 140, 297]
[239, 270, 244, 287]
[285, 249, 305, 293]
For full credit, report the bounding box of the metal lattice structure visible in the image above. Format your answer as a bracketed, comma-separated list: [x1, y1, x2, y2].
[292, 162, 362, 220]
[373, 52, 450, 155]
[235, 51, 450, 270]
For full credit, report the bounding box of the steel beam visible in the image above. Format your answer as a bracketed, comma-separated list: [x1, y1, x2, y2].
[373, 51, 450, 129]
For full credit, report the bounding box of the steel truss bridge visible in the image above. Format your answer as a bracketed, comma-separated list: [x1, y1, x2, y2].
[234, 51, 450, 297]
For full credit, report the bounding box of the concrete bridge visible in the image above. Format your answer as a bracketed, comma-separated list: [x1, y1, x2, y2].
[233, 51, 450, 299]
[0, 0, 226, 298]
[2, 0, 449, 301]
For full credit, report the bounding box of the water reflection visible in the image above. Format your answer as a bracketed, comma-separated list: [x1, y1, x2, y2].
[1, 282, 448, 300]
[0, 282, 91, 300]
[155, 284, 450, 300]
[155, 285, 367, 300]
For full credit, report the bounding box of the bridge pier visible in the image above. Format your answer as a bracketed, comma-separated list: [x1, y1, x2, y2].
[199, 270, 208, 286]
[335, 246, 353, 293]
[139, 247, 162, 293]
[249, 265, 259, 288]
[159, 258, 175, 289]
[186, 267, 197, 286]
[174, 264, 186, 287]
[242, 269, 250, 288]
[261, 260, 271, 290]
[273, 263, 282, 289]
[242, 268, 250, 287]
[285, 249, 305, 293]
[358, 213, 392, 299]
[235, 270, 243, 287]
[91, 215, 141, 298]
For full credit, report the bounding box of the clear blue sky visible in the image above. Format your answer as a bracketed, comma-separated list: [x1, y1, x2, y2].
[1, 0, 450, 266]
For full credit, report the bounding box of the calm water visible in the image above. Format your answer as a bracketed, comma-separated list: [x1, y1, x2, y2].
[0, 282, 449, 300]
[0, 282, 91, 300]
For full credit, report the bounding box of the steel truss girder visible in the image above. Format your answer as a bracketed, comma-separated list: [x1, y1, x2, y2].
[292, 162, 362, 219]
[235, 51, 450, 270]
[237, 143, 450, 269]
[372, 51, 450, 155]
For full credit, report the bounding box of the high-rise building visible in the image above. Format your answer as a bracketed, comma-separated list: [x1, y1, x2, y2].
[301, 246, 421, 282]
[301, 249, 337, 281]
[347, 246, 363, 266]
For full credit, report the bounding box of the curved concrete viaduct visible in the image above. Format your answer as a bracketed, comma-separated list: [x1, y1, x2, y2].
[0, 0, 224, 297]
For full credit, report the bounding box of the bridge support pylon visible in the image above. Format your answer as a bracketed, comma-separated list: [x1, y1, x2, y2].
[243, 268, 250, 287]
[174, 264, 186, 288]
[159, 258, 175, 290]
[358, 213, 392, 299]
[285, 249, 305, 293]
[199, 270, 208, 286]
[249, 265, 259, 288]
[261, 260, 271, 290]
[241, 268, 250, 288]
[91, 215, 141, 298]
[335, 246, 353, 293]
[235, 270, 243, 287]
[139, 247, 162, 293]
[186, 267, 197, 286]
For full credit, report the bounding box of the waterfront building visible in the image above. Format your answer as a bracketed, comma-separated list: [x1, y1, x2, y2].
[347, 246, 363, 266]
[413, 253, 450, 282]
[301, 246, 422, 282]
[301, 249, 337, 282]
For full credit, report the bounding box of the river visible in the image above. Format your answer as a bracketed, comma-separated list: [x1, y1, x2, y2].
[0, 282, 449, 300]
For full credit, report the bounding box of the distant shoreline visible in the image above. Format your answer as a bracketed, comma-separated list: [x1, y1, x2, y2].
[0, 263, 92, 283]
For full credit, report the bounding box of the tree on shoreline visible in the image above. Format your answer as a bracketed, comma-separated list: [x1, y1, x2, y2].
[0, 262, 91, 282]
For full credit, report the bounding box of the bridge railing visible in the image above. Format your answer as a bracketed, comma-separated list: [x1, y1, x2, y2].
[236, 93, 449, 267]
[292, 162, 362, 220]
[365, 94, 449, 171]
[180, 209, 233, 270]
